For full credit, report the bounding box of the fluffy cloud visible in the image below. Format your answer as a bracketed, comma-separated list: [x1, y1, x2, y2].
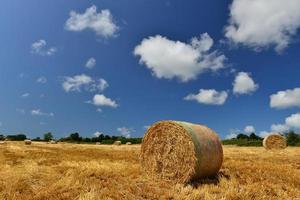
[93, 131, 103, 137]
[184, 89, 228, 105]
[285, 113, 300, 129]
[225, 133, 237, 140]
[117, 127, 134, 138]
[259, 131, 272, 138]
[65, 5, 118, 38]
[21, 93, 30, 98]
[233, 72, 258, 95]
[270, 88, 300, 109]
[225, 0, 300, 52]
[36, 76, 47, 84]
[92, 94, 118, 108]
[134, 33, 226, 82]
[62, 74, 108, 93]
[271, 124, 290, 133]
[85, 57, 96, 69]
[31, 40, 56, 56]
[244, 125, 255, 134]
[31, 109, 54, 117]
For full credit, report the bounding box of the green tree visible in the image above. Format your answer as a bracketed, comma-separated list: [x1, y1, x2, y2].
[286, 131, 300, 146]
[237, 133, 249, 140]
[44, 132, 53, 141]
[249, 133, 262, 140]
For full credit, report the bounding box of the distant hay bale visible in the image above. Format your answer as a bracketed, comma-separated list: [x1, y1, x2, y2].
[263, 134, 287, 150]
[96, 142, 101, 145]
[114, 141, 121, 145]
[126, 142, 132, 145]
[24, 139, 32, 145]
[50, 140, 57, 144]
[0, 141, 6, 145]
[140, 120, 223, 184]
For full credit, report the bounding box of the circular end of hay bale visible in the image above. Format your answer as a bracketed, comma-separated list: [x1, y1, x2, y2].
[114, 141, 121, 145]
[263, 134, 286, 150]
[24, 139, 32, 145]
[140, 120, 223, 183]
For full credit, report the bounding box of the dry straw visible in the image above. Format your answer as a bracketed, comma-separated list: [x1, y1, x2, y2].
[114, 141, 121, 145]
[263, 134, 287, 150]
[140, 120, 223, 183]
[24, 140, 32, 145]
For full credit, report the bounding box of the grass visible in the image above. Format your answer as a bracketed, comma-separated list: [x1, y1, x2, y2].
[0, 142, 299, 200]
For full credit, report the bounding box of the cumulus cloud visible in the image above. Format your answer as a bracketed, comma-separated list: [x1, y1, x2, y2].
[117, 127, 134, 138]
[21, 93, 30, 98]
[31, 109, 54, 117]
[36, 76, 47, 84]
[184, 89, 228, 105]
[134, 33, 226, 82]
[285, 113, 300, 129]
[244, 125, 255, 134]
[93, 131, 103, 137]
[259, 131, 272, 138]
[270, 88, 300, 109]
[85, 57, 96, 69]
[271, 124, 290, 133]
[92, 94, 118, 108]
[225, 0, 300, 52]
[62, 74, 108, 93]
[65, 5, 119, 38]
[31, 40, 56, 56]
[225, 133, 237, 139]
[233, 72, 258, 95]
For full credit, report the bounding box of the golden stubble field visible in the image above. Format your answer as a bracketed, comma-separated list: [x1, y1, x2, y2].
[0, 142, 299, 200]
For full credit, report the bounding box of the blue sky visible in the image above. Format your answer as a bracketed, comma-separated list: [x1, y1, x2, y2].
[1, 0, 300, 139]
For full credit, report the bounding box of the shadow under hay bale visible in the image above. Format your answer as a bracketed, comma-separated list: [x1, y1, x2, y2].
[141, 120, 223, 184]
[263, 134, 287, 150]
[24, 140, 32, 145]
[190, 171, 230, 187]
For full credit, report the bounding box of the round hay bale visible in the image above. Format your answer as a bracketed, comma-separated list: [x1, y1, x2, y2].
[126, 142, 132, 145]
[113, 141, 121, 145]
[140, 120, 223, 183]
[24, 139, 32, 145]
[50, 140, 57, 144]
[96, 142, 101, 145]
[263, 134, 286, 150]
[0, 141, 6, 145]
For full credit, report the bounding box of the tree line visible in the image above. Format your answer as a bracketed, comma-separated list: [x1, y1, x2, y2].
[222, 131, 300, 146]
[0, 132, 142, 144]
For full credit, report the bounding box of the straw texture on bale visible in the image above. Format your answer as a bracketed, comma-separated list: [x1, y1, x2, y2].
[114, 141, 121, 145]
[263, 134, 287, 150]
[24, 140, 32, 145]
[141, 120, 223, 183]
[126, 142, 132, 145]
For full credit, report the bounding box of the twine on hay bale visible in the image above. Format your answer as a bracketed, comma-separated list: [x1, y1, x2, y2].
[263, 134, 287, 150]
[140, 120, 223, 184]
[24, 139, 32, 145]
[126, 142, 132, 145]
[114, 141, 121, 145]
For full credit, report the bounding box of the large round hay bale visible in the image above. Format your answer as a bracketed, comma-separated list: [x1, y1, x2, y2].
[263, 134, 286, 150]
[114, 141, 121, 145]
[24, 139, 32, 145]
[141, 120, 223, 183]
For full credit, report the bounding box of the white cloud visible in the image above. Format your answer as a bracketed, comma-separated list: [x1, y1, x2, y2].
[225, 0, 300, 52]
[225, 133, 237, 139]
[36, 76, 47, 84]
[285, 113, 300, 129]
[271, 124, 290, 133]
[184, 89, 228, 105]
[85, 57, 96, 69]
[93, 131, 103, 137]
[21, 93, 30, 98]
[31, 109, 54, 117]
[31, 39, 56, 56]
[233, 72, 258, 95]
[62, 74, 108, 93]
[134, 33, 226, 82]
[65, 5, 119, 38]
[92, 94, 118, 108]
[259, 131, 272, 138]
[117, 127, 134, 138]
[270, 88, 300, 109]
[96, 108, 102, 113]
[244, 125, 255, 134]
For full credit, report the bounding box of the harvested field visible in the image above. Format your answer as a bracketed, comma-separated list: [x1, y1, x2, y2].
[0, 142, 299, 200]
